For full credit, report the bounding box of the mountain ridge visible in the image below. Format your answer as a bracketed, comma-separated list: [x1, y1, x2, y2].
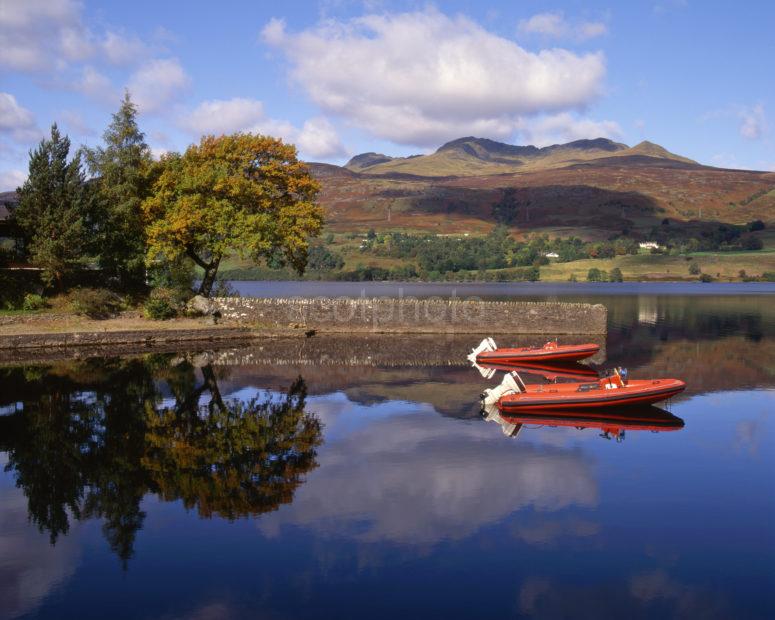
[343, 136, 695, 177]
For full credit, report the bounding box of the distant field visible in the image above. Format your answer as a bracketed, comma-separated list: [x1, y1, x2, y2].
[539, 250, 775, 281]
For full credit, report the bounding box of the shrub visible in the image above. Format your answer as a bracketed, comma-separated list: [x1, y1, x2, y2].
[688, 262, 701, 275]
[609, 267, 624, 282]
[761, 272, 775, 282]
[699, 273, 714, 283]
[69, 288, 124, 319]
[22, 293, 47, 311]
[741, 235, 763, 250]
[143, 287, 181, 320]
[568, 273, 577, 282]
[587, 268, 607, 282]
[748, 220, 765, 232]
[307, 245, 345, 271]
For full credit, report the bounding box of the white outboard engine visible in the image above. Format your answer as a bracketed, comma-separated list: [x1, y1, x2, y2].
[467, 337, 497, 363]
[480, 371, 522, 407]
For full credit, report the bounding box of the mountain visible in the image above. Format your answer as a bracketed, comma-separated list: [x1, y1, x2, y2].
[315, 136, 775, 237]
[343, 136, 694, 177]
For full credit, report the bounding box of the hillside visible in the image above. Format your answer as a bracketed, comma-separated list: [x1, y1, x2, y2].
[314, 136, 775, 237]
[342, 137, 695, 177]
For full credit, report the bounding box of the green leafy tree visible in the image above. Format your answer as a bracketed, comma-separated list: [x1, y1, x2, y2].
[587, 267, 606, 282]
[307, 245, 345, 271]
[85, 92, 153, 291]
[143, 134, 323, 296]
[16, 124, 90, 288]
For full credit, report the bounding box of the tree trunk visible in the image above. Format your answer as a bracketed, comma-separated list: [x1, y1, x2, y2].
[187, 248, 221, 297]
[198, 258, 220, 297]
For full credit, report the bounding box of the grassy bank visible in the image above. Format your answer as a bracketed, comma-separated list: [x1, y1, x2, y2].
[213, 249, 775, 282]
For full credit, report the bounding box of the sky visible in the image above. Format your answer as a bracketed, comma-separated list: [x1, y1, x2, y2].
[1, 0, 773, 190]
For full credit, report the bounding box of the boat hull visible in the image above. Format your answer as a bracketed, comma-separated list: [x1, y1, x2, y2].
[477, 343, 600, 364]
[498, 379, 685, 412]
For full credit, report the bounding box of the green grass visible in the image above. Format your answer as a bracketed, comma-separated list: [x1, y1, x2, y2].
[540, 250, 775, 281]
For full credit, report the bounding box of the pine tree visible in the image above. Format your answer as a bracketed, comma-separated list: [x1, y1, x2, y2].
[85, 91, 152, 291]
[16, 124, 90, 288]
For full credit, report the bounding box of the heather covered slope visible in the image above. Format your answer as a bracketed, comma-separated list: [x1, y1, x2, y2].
[315, 137, 775, 236]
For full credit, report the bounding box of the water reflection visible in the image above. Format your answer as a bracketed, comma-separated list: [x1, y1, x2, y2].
[1, 289, 774, 618]
[482, 404, 684, 443]
[0, 359, 322, 566]
[258, 403, 598, 544]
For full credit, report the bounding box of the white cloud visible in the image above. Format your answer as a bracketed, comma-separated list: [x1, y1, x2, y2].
[0, 0, 156, 73]
[180, 98, 266, 135]
[0, 0, 85, 71]
[127, 58, 190, 114]
[180, 97, 347, 160]
[518, 11, 608, 41]
[262, 9, 606, 147]
[0, 169, 27, 190]
[101, 31, 150, 65]
[739, 104, 767, 140]
[295, 117, 347, 160]
[74, 66, 117, 102]
[702, 103, 769, 142]
[519, 112, 622, 146]
[0, 93, 42, 143]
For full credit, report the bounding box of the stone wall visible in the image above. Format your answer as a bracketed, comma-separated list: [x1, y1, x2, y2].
[210, 296, 607, 334]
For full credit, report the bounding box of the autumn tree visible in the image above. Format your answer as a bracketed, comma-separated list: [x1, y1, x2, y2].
[142, 133, 323, 296]
[15, 124, 91, 288]
[85, 91, 153, 291]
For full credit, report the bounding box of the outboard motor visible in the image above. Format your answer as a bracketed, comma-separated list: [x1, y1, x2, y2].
[467, 337, 497, 363]
[480, 371, 522, 407]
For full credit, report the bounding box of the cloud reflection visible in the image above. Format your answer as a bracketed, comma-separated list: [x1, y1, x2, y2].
[0, 472, 81, 620]
[259, 403, 598, 545]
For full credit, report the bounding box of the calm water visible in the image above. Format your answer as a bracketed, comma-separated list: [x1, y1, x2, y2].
[1, 286, 774, 619]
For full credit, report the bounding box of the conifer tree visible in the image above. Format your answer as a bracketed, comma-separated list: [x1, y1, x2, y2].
[86, 91, 152, 290]
[16, 124, 90, 288]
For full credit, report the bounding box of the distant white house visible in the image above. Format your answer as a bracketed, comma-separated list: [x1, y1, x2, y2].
[639, 242, 660, 250]
[544, 252, 559, 259]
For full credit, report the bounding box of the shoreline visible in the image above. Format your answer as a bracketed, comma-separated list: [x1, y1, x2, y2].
[0, 296, 607, 358]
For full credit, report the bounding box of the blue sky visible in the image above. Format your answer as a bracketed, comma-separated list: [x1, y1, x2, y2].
[1, 0, 773, 190]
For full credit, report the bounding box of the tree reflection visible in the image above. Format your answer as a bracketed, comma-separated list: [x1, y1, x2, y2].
[0, 359, 322, 567]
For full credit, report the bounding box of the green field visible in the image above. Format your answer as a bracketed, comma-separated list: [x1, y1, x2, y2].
[207, 227, 775, 283]
[539, 251, 775, 281]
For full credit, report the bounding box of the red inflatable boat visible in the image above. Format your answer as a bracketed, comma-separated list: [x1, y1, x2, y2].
[468, 338, 599, 365]
[482, 368, 685, 413]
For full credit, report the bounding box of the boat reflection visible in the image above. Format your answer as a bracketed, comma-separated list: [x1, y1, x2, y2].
[473, 360, 599, 382]
[482, 402, 684, 442]
[0, 358, 322, 566]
